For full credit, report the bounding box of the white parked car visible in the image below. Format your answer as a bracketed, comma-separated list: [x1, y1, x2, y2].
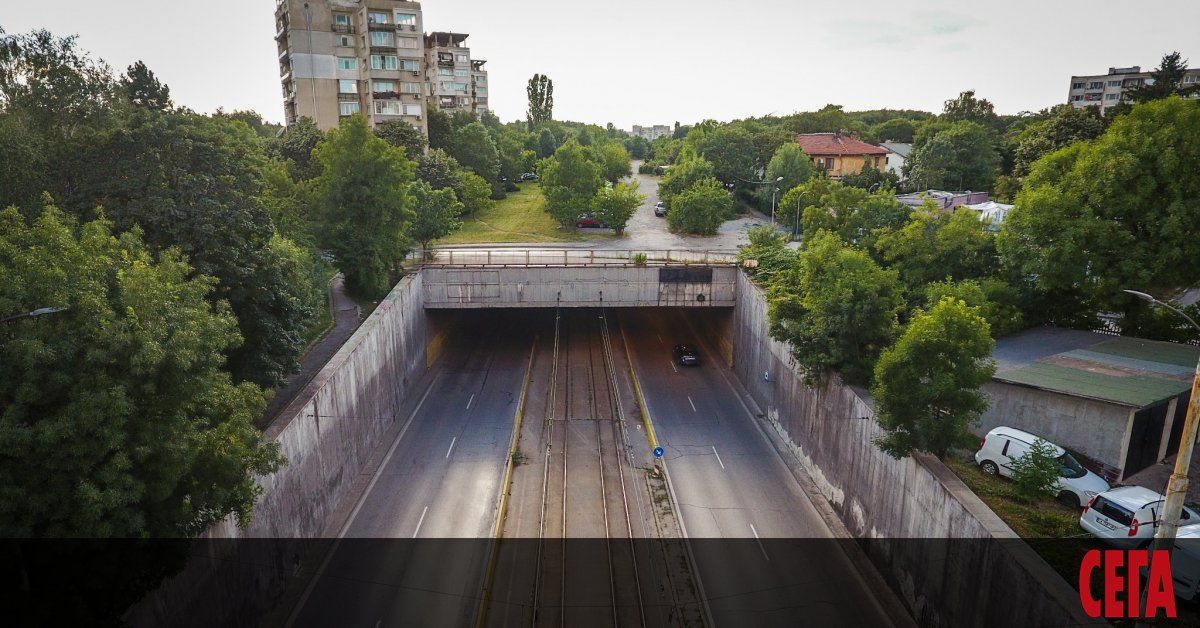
[1080, 485, 1200, 548]
[974, 426, 1109, 507]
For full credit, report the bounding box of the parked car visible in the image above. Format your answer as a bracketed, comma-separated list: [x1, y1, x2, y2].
[519, 172, 538, 182]
[654, 201, 667, 217]
[974, 426, 1109, 507]
[673, 344, 700, 366]
[576, 214, 607, 228]
[1080, 485, 1200, 547]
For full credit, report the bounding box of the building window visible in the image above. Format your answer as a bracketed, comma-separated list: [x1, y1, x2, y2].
[454, 69, 468, 77]
[1088, 81, 1104, 89]
[476, 87, 487, 96]
[400, 59, 419, 71]
[398, 37, 419, 49]
[402, 103, 421, 116]
[336, 34, 353, 47]
[371, 31, 395, 47]
[1071, 82, 1084, 89]
[333, 14, 351, 26]
[1071, 95, 1083, 102]
[401, 82, 420, 93]
[1185, 75, 1200, 84]
[1106, 93, 1118, 100]
[438, 68, 452, 76]
[339, 102, 360, 116]
[453, 82, 468, 92]
[374, 100, 402, 116]
[395, 12, 417, 25]
[474, 76, 486, 85]
[456, 54, 468, 63]
[337, 57, 356, 70]
[370, 55, 399, 70]
[439, 81, 453, 90]
[339, 79, 357, 94]
[1107, 80, 1120, 87]
[374, 80, 396, 93]
[823, 158, 834, 170]
[368, 11, 389, 24]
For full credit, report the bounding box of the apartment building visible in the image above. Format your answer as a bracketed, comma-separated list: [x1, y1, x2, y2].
[275, 0, 428, 133]
[1067, 65, 1200, 114]
[632, 125, 672, 140]
[424, 32, 489, 117]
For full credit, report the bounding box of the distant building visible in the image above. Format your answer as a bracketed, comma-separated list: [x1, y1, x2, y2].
[1068, 65, 1200, 115]
[425, 32, 489, 117]
[632, 125, 672, 140]
[793, 132, 889, 179]
[895, 190, 988, 210]
[964, 200, 1013, 231]
[879, 142, 911, 178]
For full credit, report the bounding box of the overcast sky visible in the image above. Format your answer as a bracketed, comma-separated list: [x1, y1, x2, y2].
[5, 1, 1198, 130]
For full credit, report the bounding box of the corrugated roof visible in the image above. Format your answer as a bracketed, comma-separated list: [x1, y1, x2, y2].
[995, 363, 1189, 408]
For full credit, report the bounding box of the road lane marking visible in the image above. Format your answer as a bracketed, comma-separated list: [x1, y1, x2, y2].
[688, 396, 696, 413]
[446, 436, 457, 459]
[413, 506, 428, 538]
[657, 334, 663, 345]
[669, 360, 677, 373]
[466, 393, 475, 410]
[712, 446, 725, 470]
[750, 524, 770, 561]
[375, 620, 381, 628]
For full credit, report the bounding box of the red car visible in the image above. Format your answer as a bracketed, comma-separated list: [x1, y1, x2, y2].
[576, 214, 607, 228]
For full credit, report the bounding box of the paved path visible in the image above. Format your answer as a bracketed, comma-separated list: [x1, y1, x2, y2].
[258, 273, 360, 429]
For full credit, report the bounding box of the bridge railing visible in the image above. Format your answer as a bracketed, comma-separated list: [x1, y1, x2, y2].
[408, 249, 739, 267]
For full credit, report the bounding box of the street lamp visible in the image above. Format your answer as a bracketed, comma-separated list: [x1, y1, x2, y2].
[769, 176, 783, 226]
[868, 182, 881, 194]
[0, 306, 67, 325]
[794, 190, 810, 240]
[1123, 290, 1200, 556]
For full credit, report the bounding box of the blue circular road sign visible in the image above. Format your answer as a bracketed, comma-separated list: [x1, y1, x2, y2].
[653, 446, 664, 458]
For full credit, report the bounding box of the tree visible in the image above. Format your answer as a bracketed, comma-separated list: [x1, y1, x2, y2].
[598, 141, 631, 183]
[1008, 439, 1063, 502]
[797, 181, 910, 251]
[538, 139, 602, 227]
[415, 148, 463, 195]
[668, 177, 733, 235]
[526, 73, 554, 130]
[0, 29, 117, 136]
[1011, 105, 1104, 177]
[997, 97, 1200, 335]
[375, 119, 426, 159]
[450, 121, 500, 183]
[872, 297, 996, 459]
[591, 180, 644, 235]
[874, 205, 995, 294]
[1126, 52, 1200, 104]
[312, 114, 415, 298]
[268, 117, 325, 181]
[426, 108, 453, 151]
[761, 143, 815, 209]
[904, 121, 1001, 192]
[0, 204, 283, 537]
[692, 124, 757, 187]
[942, 90, 998, 127]
[924, 278, 1024, 338]
[840, 163, 900, 192]
[737, 225, 796, 285]
[537, 127, 557, 158]
[407, 180, 462, 252]
[768, 231, 905, 385]
[871, 118, 916, 143]
[459, 171, 493, 217]
[658, 156, 716, 209]
[121, 60, 170, 110]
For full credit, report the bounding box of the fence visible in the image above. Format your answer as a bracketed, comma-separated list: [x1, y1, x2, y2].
[408, 248, 739, 267]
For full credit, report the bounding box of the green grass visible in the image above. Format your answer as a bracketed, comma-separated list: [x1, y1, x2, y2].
[438, 184, 613, 244]
[299, 266, 339, 347]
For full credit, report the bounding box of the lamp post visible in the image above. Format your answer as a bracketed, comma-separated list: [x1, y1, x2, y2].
[794, 190, 810, 241]
[769, 176, 783, 226]
[0, 306, 67, 325]
[1124, 290, 1200, 556]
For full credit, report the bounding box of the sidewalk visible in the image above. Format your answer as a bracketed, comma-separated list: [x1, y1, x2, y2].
[257, 273, 361, 429]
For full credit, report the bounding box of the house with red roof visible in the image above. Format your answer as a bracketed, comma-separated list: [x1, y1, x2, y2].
[794, 132, 890, 179]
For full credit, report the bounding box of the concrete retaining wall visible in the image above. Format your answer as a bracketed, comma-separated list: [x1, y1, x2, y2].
[127, 273, 431, 626]
[730, 271, 1097, 628]
[421, 266, 737, 308]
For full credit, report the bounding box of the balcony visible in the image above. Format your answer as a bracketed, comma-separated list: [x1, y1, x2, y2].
[275, 23, 288, 40]
[332, 23, 354, 33]
[373, 91, 400, 100]
[338, 92, 360, 101]
[370, 45, 396, 53]
[367, 20, 392, 31]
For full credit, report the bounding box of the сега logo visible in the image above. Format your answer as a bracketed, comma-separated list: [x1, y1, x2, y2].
[1079, 549, 1176, 618]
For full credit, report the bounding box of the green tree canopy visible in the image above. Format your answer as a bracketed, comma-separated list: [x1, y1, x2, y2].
[768, 231, 905, 385]
[1011, 104, 1104, 177]
[692, 124, 757, 188]
[667, 177, 731, 235]
[924, 278, 1024, 338]
[658, 156, 716, 210]
[121, 60, 171, 111]
[872, 297, 996, 459]
[1126, 52, 1200, 104]
[798, 181, 910, 251]
[526, 73, 554, 130]
[997, 97, 1200, 335]
[312, 114, 415, 298]
[941, 90, 998, 126]
[598, 141, 632, 183]
[737, 225, 796, 285]
[426, 108, 453, 151]
[871, 118, 916, 143]
[450, 121, 500, 183]
[459, 170, 494, 217]
[415, 148, 464, 196]
[0, 204, 283, 537]
[407, 180, 462, 252]
[538, 138, 603, 227]
[904, 120, 1001, 192]
[874, 205, 996, 294]
[374, 119, 427, 160]
[268, 117, 325, 181]
[762, 143, 815, 211]
[591, 180, 645, 236]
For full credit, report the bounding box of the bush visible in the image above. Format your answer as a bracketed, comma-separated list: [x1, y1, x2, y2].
[1010, 439, 1062, 502]
[631, 252, 647, 265]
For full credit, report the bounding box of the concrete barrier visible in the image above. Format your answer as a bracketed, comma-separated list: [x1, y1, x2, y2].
[127, 273, 431, 627]
[730, 271, 1100, 628]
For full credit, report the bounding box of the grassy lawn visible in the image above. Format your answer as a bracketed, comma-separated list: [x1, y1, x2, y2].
[438, 184, 613, 244]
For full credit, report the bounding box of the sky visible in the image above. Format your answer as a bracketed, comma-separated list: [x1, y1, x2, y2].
[5, 0, 1199, 130]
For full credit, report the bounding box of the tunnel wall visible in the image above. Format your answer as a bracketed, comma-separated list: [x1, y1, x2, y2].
[127, 273, 431, 627]
[730, 271, 1096, 628]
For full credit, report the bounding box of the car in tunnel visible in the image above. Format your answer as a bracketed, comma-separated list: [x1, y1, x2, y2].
[673, 344, 700, 366]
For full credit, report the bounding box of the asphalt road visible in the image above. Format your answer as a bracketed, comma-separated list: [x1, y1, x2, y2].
[287, 312, 541, 628]
[620, 309, 898, 628]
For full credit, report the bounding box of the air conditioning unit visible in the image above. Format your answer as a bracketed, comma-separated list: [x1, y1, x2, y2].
[409, 25, 417, 31]
[411, 70, 419, 76]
